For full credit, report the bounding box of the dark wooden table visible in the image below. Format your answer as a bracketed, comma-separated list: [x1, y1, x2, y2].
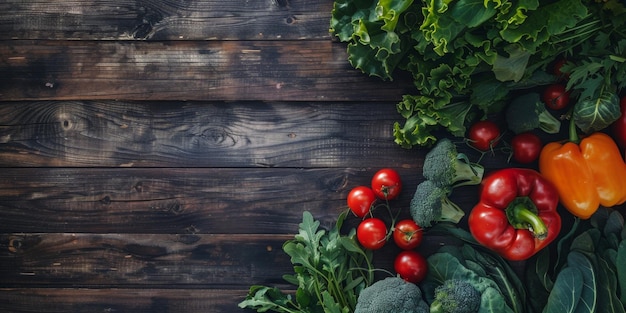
[1, 1, 623, 312]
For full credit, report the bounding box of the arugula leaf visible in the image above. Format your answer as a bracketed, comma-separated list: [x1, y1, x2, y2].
[240, 211, 374, 312]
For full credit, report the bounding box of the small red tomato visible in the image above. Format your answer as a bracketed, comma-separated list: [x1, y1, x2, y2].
[552, 58, 570, 80]
[371, 168, 402, 200]
[468, 120, 501, 151]
[347, 186, 377, 218]
[357, 218, 388, 250]
[510, 132, 543, 164]
[611, 96, 626, 149]
[393, 219, 423, 250]
[394, 250, 428, 283]
[542, 84, 570, 110]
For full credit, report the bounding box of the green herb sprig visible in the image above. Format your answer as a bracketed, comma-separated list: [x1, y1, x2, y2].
[238, 210, 375, 313]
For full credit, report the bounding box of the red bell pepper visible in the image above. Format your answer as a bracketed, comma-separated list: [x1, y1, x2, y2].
[468, 168, 562, 261]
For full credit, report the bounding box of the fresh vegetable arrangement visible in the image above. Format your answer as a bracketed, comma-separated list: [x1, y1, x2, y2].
[330, 0, 626, 148]
[240, 1, 626, 312]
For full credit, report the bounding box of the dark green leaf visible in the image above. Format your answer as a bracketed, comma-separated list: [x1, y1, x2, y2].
[604, 210, 625, 244]
[570, 229, 601, 254]
[450, 0, 497, 27]
[567, 252, 597, 313]
[595, 253, 626, 313]
[544, 266, 584, 313]
[617, 241, 626, 305]
[573, 89, 621, 134]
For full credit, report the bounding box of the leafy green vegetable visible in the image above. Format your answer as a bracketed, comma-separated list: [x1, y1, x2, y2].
[331, 0, 626, 148]
[525, 207, 626, 313]
[543, 267, 583, 313]
[421, 252, 514, 313]
[420, 225, 527, 313]
[239, 210, 374, 313]
[572, 88, 621, 134]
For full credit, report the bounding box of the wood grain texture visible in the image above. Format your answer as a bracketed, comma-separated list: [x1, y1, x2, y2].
[0, 40, 413, 101]
[0, 288, 256, 313]
[0, 0, 332, 40]
[0, 167, 433, 234]
[0, 101, 419, 167]
[0, 233, 294, 287]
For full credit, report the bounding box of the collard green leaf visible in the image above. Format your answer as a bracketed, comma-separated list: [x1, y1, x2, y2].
[595, 253, 626, 313]
[604, 210, 625, 245]
[570, 228, 601, 255]
[617, 241, 626, 306]
[544, 266, 584, 313]
[567, 252, 597, 313]
[524, 249, 552, 313]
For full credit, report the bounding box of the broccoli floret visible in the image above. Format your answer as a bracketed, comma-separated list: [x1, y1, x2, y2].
[505, 92, 561, 134]
[430, 279, 481, 313]
[410, 180, 465, 227]
[355, 276, 429, 313]
[422, 138, 484, 188]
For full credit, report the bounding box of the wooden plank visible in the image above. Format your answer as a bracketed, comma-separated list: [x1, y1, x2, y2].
[0, 0, 333, 41]
[0, 167, 443, 234]
[0, 288, 255, 313]
[0, 101, 420, 167]
[0, 41, 412, 101]
[0, 233, 294, 287]
[0, 231, 457, 288]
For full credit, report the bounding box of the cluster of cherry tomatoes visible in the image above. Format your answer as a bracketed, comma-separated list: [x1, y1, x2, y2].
[346, 168, 428, 284]
[468, 119, 543, 164]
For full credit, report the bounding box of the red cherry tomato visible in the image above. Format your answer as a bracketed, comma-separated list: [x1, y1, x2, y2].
[371, 168, 402, 200]
[394, 250, 428, 283]
[542, 84, 570, 110]
[552, 58, 570, 80]
[392, 219, 423, 250]
[510, 132, 543, 164]
[347, 186, 377, 218]
[611, 96, 626, 149]
[468, 120, 501, 151]
[356, 218, 388, 250]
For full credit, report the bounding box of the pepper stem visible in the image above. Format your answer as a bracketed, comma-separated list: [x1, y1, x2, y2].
[506, 197, 548, 240]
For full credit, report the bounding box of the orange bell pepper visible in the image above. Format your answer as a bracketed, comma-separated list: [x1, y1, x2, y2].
[539, 131, 626, 219]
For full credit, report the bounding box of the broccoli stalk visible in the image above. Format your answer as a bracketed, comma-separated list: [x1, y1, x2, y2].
[410, 180, 465, 228]
[505, 92, 561, 134]
[422, 138, 484, 188]
[430, 279, 481, 313]
[354, 276, 429, 313]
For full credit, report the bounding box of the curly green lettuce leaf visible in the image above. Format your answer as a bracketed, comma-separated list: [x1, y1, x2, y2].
[499, 0, 588, 52]
[393, 94, 475, 148]
[330, 0, 417, 80]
